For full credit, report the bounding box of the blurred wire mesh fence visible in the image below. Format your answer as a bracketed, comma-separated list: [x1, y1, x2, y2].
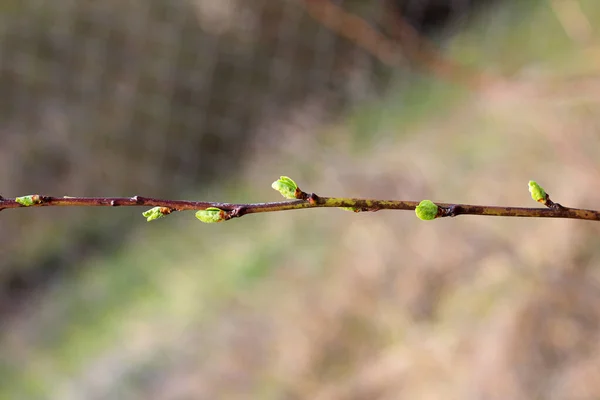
[1, 0, 381, 306]
[0, 0, 493, 312]
[2, 0, 600, 399]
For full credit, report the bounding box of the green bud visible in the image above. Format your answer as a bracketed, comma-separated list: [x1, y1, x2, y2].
[271, 176, 299, 199]
[142, 207, 170, 222]
[528, 180, 546, 203]
[195, 207, 226, 223]
[15, 195, 41, 206]
[415, 200, 438, 221]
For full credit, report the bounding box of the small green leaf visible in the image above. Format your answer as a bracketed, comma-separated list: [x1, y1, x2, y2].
[142, 207, 170, 222]
[528, 180, 546, 203]
[415, 200, 438, 221]
[195, 207, 226, 223]
[15, 195, 41, 206]
[271, 176, 299, 199]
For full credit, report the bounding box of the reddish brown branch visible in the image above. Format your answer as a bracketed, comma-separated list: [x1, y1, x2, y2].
[1, 194, 599, 221]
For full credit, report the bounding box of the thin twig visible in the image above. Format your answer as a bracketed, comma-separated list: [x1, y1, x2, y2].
[1, 182, 599, 222]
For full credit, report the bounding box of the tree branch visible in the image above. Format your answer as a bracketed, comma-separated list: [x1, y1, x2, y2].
[1, 178, 598, 223]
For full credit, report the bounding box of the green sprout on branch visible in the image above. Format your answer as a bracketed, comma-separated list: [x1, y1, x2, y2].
[142, 206, 172, 222]
[271, 176, 301, 200]
[195, 207, 226, 223]
[15, 195, 42, 207]
[1, 178, 598, 223]
[528, 180, 547, 203]
[415, 200, 439, 221]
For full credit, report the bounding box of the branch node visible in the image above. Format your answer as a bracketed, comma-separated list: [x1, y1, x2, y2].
[229, 206, 246, 219]
[443, 205, 458, 217]
[546, 198, 566, 210]
[307, 193, 320, 205]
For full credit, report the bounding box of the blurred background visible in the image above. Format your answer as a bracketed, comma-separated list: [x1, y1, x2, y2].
[1, 0, 600, 398]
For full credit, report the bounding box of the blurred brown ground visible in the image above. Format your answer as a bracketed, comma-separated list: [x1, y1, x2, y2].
[1, 0, 600, 399]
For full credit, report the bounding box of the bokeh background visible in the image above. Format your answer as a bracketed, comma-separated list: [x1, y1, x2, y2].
[2, 0, 600, 398]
